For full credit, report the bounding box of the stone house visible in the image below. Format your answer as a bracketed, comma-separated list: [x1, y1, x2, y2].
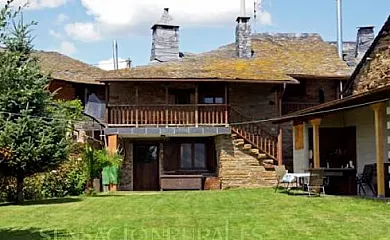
[99, 9, 352, 191]
[33, 51, 107, 141]
[274, 15, 390, 198]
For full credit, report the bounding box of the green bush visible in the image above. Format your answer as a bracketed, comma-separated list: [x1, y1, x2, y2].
[0, 156, 87, 202]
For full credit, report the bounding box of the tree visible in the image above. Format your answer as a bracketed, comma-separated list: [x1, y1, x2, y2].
[0, 2, 82, 203]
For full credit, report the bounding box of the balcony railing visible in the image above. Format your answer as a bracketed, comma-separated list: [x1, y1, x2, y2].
[107, 104, 229, 127]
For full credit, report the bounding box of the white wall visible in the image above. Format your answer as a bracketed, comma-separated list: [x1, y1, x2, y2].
[292, 104, 388, 174]
[293, 123, 310, 173]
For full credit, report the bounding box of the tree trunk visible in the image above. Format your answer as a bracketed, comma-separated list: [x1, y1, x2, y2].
[16, 175, 24, 204]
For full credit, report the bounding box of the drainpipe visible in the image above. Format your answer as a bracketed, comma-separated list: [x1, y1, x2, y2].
[336, 0, 344, 99]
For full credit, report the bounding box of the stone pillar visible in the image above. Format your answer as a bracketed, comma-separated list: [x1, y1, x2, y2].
[310, 119, 322, 168]
[119, 140, 133, 191]
[236, 17, 252, 58]
[371, 103, 386, 198]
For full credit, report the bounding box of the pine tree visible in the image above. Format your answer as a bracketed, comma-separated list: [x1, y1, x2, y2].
[0, 2, 82, 204]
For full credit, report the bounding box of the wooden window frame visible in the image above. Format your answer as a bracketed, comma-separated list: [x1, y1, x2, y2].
[180, 142, 207, 170]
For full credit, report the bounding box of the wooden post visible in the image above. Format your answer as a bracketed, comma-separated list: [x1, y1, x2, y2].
[165, 86, 169, 127]
[277, 128, 283, 166]
[371, 103, 386, 198]
[224, 83, 229, 126]
[310, 118, 322, 168]
[107, 135, 118, 192]
[195, 84, 199, 127]
[135, 86, 139, 128]
[105, 83, 110, 124]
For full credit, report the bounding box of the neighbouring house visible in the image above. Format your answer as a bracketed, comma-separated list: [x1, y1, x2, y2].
[98, 8, 351, 191]
[33, 51, 107, 141]
[274, 15, 390, 198]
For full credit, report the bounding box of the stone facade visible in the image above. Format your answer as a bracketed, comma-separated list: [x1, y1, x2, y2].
[215, 135, 277, 189]
[118, 140, 133, 190]
[236, 17, 252, 58]
[150, 8, 180, 62]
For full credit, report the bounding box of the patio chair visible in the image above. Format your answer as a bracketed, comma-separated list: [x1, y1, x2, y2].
[274, 165, 289, 192]
[306, 169, 325, 197]
[356, 164, 376, 196]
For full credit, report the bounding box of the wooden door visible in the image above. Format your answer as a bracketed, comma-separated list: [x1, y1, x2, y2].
[133, 144, 160, 191]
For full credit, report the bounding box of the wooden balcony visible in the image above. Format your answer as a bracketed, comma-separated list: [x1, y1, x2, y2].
[107, 104, 229, 127]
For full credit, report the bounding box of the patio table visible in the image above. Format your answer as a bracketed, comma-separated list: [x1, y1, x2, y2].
[282, 173, 311, 185]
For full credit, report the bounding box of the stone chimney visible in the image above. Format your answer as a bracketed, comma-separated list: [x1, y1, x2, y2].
[150, 8, 180, 62]
[355, 26, 375, 59]
[236, 16, 252, 58]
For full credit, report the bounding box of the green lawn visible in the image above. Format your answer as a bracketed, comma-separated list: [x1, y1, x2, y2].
[0, 189, 390, 240]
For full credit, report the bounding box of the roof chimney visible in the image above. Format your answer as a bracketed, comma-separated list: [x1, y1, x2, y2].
[150, 8, 180, 62]
[356, 26, 375, 59]
[236, 0, 252, 58]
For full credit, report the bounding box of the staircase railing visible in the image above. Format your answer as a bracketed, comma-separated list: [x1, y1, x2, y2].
[230, 107, 278, 161]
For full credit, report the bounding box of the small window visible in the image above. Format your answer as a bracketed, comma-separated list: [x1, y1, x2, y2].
[319, 88, 325, 103]
[180, 143, 207, 169]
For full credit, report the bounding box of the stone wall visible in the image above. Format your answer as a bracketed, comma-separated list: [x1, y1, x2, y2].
[215, 135, 276, 189]
[353, 31, 390, 94]
[118, 140, 133, 190]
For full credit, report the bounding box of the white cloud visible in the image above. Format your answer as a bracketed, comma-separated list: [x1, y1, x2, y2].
[97, 57, 128, 71]
[1, 0, 68, 10]
[65, 0, 272, 42]
[49, 29, 62, 39]
[65, 22, 102, 42]
[55, 13, 69, 24]
[256, 0, 273, 26]
[59, 41, 77, 55]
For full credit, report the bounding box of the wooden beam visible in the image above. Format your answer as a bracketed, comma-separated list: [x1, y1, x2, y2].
[105, 83, 110, 124]
[371, 103, 386, 198]
[107, 135, 118, 192]
[225, 83, 229, 126]
[310, 118, 322, 168]
[135, 86, 139, 128]
[195, 84, 199, 127]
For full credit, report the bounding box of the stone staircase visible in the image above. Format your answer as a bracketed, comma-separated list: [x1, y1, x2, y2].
[231, 132, 276, 169]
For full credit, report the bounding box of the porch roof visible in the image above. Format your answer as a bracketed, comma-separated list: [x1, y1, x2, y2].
[100, 33, 350, 83]
[273, 85, 390, 123]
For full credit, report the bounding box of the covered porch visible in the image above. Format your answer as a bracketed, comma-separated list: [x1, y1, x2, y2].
[275, 86, 390, 198]
[106, 134, 220, 191]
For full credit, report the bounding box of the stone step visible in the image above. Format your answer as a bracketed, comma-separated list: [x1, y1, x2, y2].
[231, 133, 237, 138]
[249, 148, 259, 155]
[243, 144, 252, 150]
[257, 153, 267, 159]
[233, 138, 244, 144]
[263, 159, 275, 164]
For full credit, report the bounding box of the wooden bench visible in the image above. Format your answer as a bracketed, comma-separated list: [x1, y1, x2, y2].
[160, 175, 203, 190]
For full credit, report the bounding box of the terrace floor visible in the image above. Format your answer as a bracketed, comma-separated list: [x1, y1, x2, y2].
[1, 188, 390, 240]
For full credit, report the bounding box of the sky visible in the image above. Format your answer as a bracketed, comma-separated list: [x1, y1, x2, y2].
[4, 0, 390, 69]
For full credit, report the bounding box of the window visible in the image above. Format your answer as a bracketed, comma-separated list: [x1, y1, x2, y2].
[180, 143, 206, 169]
[198, 83, 225, 104]
[135, 145, 158, 163]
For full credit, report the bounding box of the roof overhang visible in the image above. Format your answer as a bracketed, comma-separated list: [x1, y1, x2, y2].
[288, 74, 350, 81]
[51, 77, 104, 85]
[273, 85, 390, 124]
[98, 78, 299, 84]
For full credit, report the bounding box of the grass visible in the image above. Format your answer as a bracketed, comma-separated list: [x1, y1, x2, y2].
[0, 188, 390, 240]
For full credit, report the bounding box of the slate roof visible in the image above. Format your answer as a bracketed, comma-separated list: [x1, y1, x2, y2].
[102, 33, 351, 82]
[32, 51, 104, 85]
[328, 41, 358, 67]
